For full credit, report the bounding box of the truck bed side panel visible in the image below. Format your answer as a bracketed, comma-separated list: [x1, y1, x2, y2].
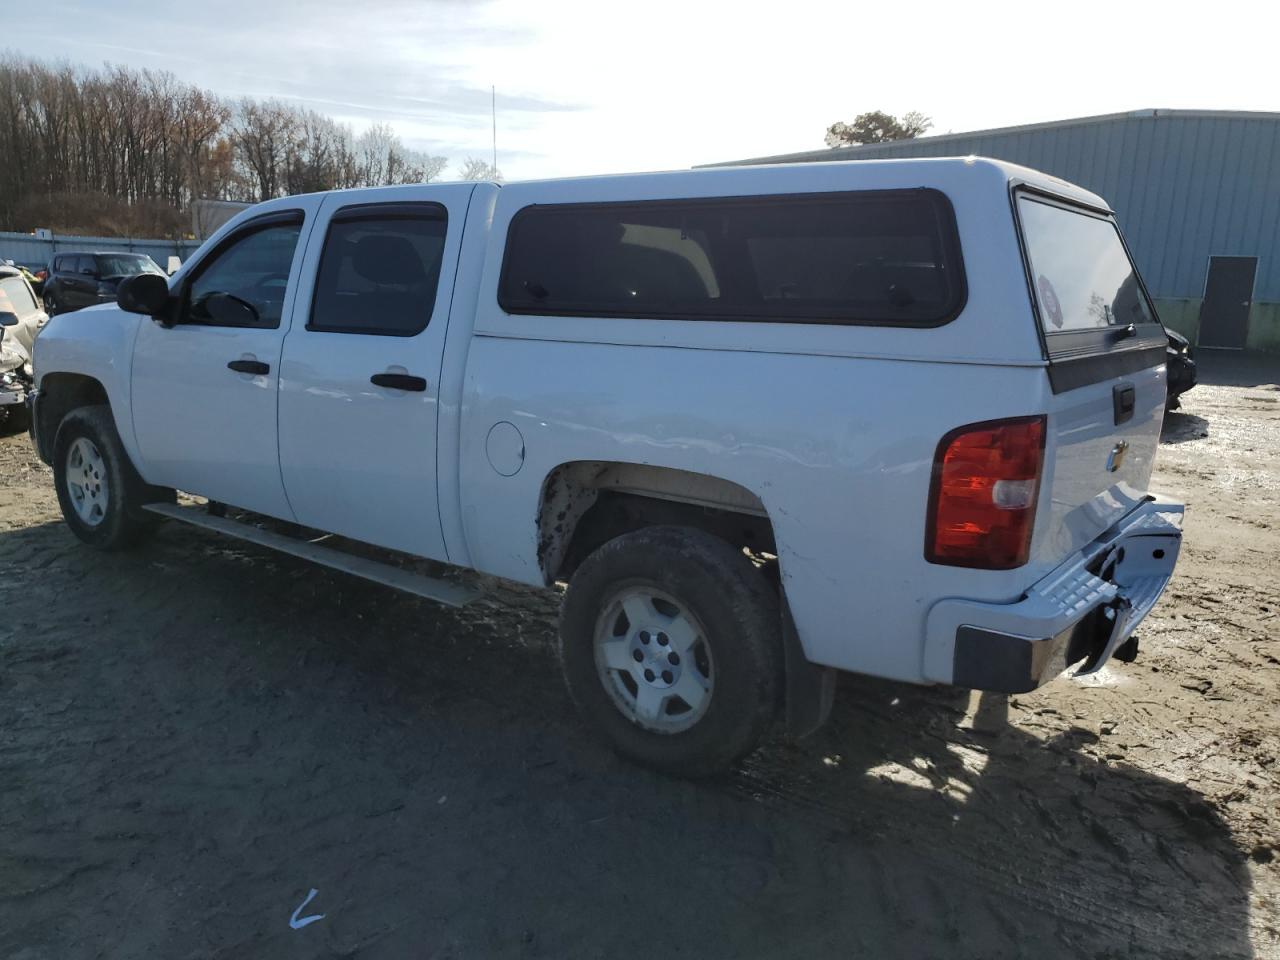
[460, 338, 1054, 683]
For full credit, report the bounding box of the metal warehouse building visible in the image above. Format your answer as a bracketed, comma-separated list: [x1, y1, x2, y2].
[722, 110, 1280, 352]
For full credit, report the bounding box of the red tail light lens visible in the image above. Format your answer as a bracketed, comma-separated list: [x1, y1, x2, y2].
[926, 416, 1046, 569]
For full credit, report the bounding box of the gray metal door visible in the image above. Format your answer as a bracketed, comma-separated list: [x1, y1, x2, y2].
[1198, 256, 1256, 349]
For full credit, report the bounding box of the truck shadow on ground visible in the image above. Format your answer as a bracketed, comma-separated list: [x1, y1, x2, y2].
[0, 519, 1255, 959]
[739, 677, 1255, 957]
[1162, 410, 1211, 444]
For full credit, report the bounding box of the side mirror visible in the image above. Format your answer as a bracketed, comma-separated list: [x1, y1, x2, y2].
[205, 292, 259, 326]
[117, 273, 171, 316]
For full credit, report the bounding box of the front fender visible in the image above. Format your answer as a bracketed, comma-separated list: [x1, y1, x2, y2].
[33, 304, 144, 468]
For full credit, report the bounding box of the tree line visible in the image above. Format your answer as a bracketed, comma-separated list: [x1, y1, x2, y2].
[0, 55, 499, 237]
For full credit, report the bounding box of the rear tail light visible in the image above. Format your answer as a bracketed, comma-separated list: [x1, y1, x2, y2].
[926, 415, 1046, 569]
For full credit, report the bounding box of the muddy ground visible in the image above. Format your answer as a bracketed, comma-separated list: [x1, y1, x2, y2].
[1, 353, 1277, 959]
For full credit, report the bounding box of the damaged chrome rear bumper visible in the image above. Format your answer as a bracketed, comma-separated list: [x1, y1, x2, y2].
[923, 496, 1184, 693]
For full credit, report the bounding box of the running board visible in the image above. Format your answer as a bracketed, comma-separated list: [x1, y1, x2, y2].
[143, 502, 479, 607]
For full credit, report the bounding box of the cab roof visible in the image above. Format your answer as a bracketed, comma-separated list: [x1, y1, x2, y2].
[289, 155, 1110, 214]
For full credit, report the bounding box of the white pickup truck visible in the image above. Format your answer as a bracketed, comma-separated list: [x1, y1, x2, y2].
[29, 158, 1184, 776]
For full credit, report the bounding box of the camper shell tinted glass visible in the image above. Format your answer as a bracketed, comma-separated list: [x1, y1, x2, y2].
[1014, 189, 1166, 390]
[1018, 195, 1156, 335]
[499, 189, 965, 326]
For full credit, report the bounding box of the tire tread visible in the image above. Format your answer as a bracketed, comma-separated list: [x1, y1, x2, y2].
[560, 525, 782, 777]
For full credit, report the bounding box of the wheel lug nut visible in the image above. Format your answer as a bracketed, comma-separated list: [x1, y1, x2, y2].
[643, 669, 655, 682]
[657, 633, 668, 646]
[639, 631, 650, 644]
[632, 650, 643, 663]
[661, 670, 673, 684]
[668, 652, 679, 665]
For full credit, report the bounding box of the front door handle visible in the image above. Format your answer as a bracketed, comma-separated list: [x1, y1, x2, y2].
[227, 359, 270, 375]
[371, 373, 427, 392]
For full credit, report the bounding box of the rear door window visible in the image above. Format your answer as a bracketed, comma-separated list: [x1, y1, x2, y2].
[308, 203, 447, 336]
[499, 190, 965, 326]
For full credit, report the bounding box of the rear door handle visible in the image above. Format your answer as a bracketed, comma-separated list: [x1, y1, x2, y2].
[227, 359, 270, 375]
[371, 372, 427, 392]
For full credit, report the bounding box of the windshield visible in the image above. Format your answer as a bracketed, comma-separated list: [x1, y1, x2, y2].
[95, 254, 164, 278]
[1018, 196, 1154, 334]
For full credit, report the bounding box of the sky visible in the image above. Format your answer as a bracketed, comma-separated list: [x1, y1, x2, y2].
[9, 0, 1279, 181]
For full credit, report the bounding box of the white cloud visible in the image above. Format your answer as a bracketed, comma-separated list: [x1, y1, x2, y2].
[16, 0, 1280, 180]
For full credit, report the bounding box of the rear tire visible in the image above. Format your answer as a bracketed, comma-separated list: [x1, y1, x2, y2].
[52, 405, 171, 550]
[559, 525, 782, 778]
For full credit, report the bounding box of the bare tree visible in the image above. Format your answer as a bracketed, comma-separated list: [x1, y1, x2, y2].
[457, 157, 502, 181]
[352, 122, 447, 186]
[0, 55, 461, 234]
[232, 99, 300, 202]
[175, 86, 232, 204]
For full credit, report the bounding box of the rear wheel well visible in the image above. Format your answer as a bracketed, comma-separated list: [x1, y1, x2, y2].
[541, 462, 834, 743]
[537, 461, 777, 585]
[35, 373, 110, 463]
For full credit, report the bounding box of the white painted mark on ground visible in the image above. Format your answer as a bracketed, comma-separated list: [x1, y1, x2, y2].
[1072, 664, 1136, 688]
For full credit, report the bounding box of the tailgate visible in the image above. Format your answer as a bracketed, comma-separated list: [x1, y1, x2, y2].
[1016, 188, 1170, 557]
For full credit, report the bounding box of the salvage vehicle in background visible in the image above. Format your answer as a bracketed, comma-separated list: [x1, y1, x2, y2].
[0, 266, 47, 429]
[41, 251, 165, 316]
[0, 260, 46, 297]
[1165, 327, 1197, 410]
[27, 158, 1185, 776]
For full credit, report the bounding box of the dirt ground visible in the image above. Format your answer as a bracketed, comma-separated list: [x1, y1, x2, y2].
[1, 353, 1277, 960]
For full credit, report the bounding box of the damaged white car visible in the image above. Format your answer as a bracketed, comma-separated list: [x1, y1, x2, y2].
[0, 266, 46, 428]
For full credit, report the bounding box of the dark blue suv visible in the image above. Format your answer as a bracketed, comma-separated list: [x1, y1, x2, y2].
[42, 252, 165, 316]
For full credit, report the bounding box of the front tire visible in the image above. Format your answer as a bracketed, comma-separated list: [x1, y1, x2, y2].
[52, 405, 169, 550]
[559, 525, 782, 777]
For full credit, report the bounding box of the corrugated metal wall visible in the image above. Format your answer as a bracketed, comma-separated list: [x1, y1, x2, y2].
[0, 233, 202, 272]
[729, 112, 1280, 304]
